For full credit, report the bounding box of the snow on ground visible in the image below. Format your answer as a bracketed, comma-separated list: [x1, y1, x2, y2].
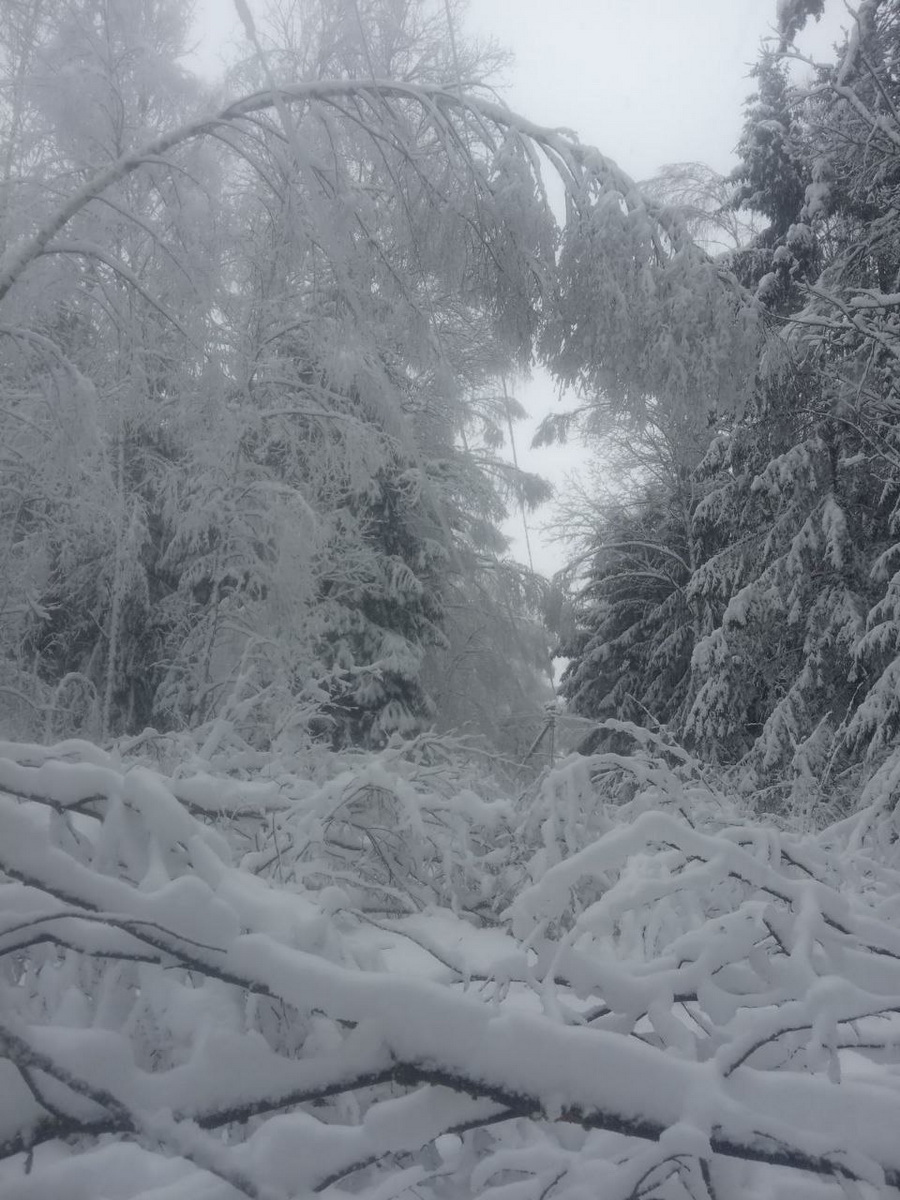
[2, 726, 900, 1199]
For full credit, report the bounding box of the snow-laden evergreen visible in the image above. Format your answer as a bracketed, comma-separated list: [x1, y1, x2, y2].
[558, 1, 900, 814]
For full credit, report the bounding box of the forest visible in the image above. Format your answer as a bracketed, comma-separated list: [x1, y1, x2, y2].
[3, 0, 900, 1196]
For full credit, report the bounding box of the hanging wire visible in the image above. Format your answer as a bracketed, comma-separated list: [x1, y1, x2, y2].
[502, 376, 536, 575]
[442, 0, 538, 586]
[444, 0, 559, 746]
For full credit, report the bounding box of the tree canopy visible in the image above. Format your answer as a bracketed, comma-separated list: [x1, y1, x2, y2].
[0, 0, 754, 752]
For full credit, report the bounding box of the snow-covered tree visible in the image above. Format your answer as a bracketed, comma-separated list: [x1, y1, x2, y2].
[559, 1, 900, 816]
[0, 0, 760, 749]
[8, 8, 900, 1197]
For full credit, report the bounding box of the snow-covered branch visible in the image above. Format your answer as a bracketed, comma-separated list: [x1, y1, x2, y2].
[4, 733, 900, 1198]
[0, 78, 647, 307]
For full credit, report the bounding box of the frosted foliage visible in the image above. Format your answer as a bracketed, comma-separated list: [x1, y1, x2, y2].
[0, 11, 761, 744]
[4, 726, 900, 1199]
[544, 176, 758, 422]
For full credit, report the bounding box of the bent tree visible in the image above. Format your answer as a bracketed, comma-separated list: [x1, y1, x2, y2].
[0, 24, 757, 745]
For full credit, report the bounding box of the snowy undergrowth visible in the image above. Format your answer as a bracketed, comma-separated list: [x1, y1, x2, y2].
[2, 725, 900, 1199]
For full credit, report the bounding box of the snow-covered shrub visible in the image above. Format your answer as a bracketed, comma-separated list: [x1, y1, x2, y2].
[112, 725, 526, 918]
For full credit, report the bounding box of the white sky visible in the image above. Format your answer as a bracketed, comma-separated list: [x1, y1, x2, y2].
[188, 0, 852, 575]
[465, 1, 848, 181]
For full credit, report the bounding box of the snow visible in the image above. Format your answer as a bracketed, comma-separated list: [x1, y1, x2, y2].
[4, 0, 900, 1195]
[4, 732, 900, 1199]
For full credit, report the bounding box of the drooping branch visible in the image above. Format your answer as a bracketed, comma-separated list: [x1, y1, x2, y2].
[0, 78, 688, 307]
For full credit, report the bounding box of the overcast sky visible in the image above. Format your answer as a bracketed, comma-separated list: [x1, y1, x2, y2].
[465, 1, 848, 180]
[189, 0, 852, 575]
